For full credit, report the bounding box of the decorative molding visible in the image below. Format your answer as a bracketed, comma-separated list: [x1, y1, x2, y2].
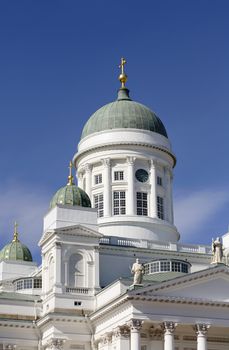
[5, 345, 16, 350]
[126, 156, 136, 165]
[113, 325, 130, 339]
[149, 325, 163, 339]
[102, 158, 111, 167]
[162, 321, 177, 334]
[128, 319, 143, 331]
[194, 323, 210, 336]
[46, 338, 65, 350]
[100, 332, 112, 345]
[75, 142, 177, 168]
[84, 163, 92, 172]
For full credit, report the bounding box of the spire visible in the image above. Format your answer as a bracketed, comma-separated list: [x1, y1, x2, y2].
[119, 57, 128, 88]
[12, 221, 19, 242]
[67, 161, 74, 185]
[117, 57, 131, 101]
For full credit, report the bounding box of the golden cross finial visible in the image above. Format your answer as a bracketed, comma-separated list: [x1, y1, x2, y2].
[13, 221, 19, 242]
[67, 161, 74, 185]
[118, 57, 128, 88]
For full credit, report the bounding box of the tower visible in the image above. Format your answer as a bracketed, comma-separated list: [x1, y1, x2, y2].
[73, 59, 179, 243]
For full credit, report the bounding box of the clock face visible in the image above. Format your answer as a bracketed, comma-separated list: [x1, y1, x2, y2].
[135, 169, 149, 183]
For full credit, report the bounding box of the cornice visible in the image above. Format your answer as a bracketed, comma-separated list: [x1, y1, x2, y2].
[74, 142, 176, 168]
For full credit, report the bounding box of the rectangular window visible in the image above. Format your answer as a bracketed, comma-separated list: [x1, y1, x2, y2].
[34, 279, 42, 289]
[157, 176, 162, 186]
[94, 174, 102, 185]
[136, 192, 148, 216]
[157, 196, 164, 220]
[94, 193, 104, 217]
[160, 261, 170, 272]
[24, 279, 32, 289]
[16, 280, 23, 290]
[113, 191, 126, 215]
[114, 171, 124, 181]
[172, 261, 181, 272]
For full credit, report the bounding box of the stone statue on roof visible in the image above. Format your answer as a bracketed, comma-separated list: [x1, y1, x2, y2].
[211, 237, 224, 264]
[131, 258, 144, 285]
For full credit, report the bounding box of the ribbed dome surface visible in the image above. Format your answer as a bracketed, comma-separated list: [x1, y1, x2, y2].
[81, 88, 168, 139]
[0, 241, 33, 262]
[50, 184, 91, 209]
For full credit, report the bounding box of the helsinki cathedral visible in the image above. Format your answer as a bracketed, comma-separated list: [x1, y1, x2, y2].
[1, 59, 229, 350]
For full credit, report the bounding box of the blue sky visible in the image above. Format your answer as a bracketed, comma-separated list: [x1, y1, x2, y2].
[0, 1, 229, 262]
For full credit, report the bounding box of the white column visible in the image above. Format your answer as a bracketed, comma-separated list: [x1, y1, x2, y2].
[64, 261, 68, 286]
[127, 156, 136, 216]
[163, 322, 176, 350]
[85, 163, 92, 198]
[165, 166, 172, 223]
[78, 170, 83, 188]
[195, 324, 210, 350]
[150, 160, 157, 218]
[129, 319, 142, 350]
[53, 242, 62, 293]
[103, 158, 111, 217]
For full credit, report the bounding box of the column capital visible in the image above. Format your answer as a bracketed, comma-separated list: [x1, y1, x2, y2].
[128, 319, 143, 331]
[101, 332, 113, 344]
[195, 323, 210, 335]
[102, 158, 111, 167]
[46, 338, 65, 350]
[84, 163, 92, 172]
[113, 325, 130, 339]
[162, 321, 177, 334]
[150, 159, 158, 168]
[5, 345, 16, 350]
[127, 156, 136, 165]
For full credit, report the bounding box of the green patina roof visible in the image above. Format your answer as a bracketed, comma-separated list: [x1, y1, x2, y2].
[0, 241, 33, 262]
[81, 88, 168, 139]
[50, 183, 91, 209]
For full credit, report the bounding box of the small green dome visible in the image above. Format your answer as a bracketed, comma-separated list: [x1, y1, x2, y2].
[0, 224, 33, 262]
[0, 241, 33, 262]
[81, 88, 168, 140]
[50, 183, 91, 209]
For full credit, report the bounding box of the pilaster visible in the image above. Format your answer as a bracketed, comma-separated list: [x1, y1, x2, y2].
[46, 338, 65, 350]
[102, 158, 111, 217]
[53, 242, 62, 293]
[85, 163, 92, 198]
[126, 156, 136, 216]
[150, 159, 157, 218]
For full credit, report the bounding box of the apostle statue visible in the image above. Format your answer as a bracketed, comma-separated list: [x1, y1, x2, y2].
[211, 237, 224, 264]
[131, 258, 144, 285]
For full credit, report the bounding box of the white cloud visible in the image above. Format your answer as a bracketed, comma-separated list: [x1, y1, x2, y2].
[0, 182, 51, 262]
[174, 188, 229, 241]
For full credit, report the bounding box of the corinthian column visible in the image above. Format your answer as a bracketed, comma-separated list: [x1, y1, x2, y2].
[128, 319, 142, 350]
[127, 157, 136, 216]
[85, 163, 92, 198]
[150, 160, 157, 218]
[195, 324, 210, 350]
[102, 158, 111, 217]
[165, 166, 172, 223]
[162, 322, 177, 350]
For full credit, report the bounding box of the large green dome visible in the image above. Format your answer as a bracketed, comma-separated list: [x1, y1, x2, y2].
[50, 183, 91, 209]
[0, 225, 33, 262]
[81, 88, 168, 140]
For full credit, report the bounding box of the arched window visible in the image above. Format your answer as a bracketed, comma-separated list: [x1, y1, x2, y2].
[69, 253, 84, 287]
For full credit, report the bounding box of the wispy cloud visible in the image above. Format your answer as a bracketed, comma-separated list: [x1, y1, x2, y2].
[0, 182, 51, 263]
[174, 188, 229, 242]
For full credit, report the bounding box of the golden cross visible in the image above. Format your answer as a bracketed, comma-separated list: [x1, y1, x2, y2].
[68, 161, 74, 185]
[13, 221, 19, 242]
[118, 57, 127, 88]
[119, 57, 126, 75]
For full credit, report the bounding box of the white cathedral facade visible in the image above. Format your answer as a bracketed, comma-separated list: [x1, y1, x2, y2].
[1, 60, 229, 350]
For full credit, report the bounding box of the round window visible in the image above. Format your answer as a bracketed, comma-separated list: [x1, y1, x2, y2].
[135, 169, 149, 183]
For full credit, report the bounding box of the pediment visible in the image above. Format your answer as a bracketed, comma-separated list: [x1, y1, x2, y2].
[131, 265, 229, 303]
[55, 224, 104, 239]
